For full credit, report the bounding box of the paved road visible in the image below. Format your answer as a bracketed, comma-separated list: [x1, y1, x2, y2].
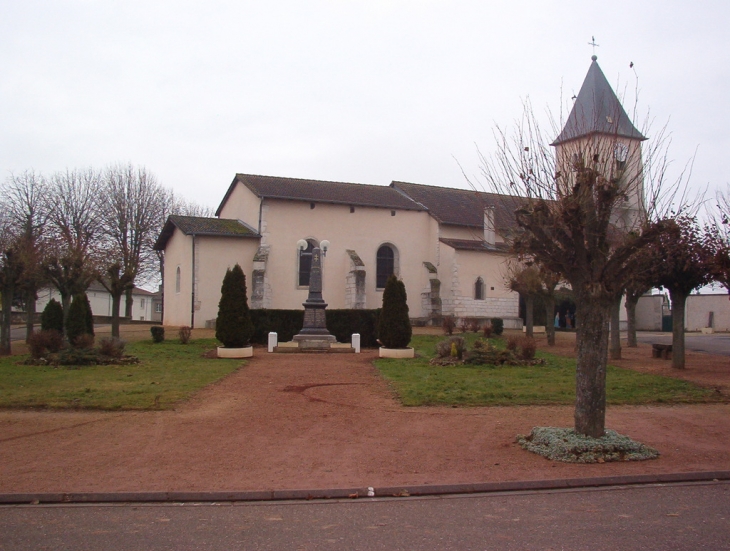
[1, 482, 728, 550]
[637, 331, 730, 357]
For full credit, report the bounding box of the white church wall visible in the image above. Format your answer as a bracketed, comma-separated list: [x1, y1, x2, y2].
[162, 228, 194, 327]
[259, 199, 434, 314]
[193, 235, 260, 328]
[216, 180, 262, 230]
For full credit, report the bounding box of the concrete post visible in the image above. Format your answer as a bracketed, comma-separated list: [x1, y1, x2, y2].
[352, 333, 361, 353]
[268, 332, 278, 352]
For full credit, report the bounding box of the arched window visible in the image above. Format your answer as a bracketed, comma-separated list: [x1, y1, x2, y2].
[298, 239, 317, 287]
[376, 245, 395, 289]
[175, 266, 181, 293]
[474, 277, 484, 300]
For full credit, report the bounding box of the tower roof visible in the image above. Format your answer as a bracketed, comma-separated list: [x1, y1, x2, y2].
[552, 56, 646, 146]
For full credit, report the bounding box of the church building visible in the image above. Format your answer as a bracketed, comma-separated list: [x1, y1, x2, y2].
[154, 56, 646, 330]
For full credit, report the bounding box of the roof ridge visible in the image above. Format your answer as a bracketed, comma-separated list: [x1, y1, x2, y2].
[237, 173, 390, 189]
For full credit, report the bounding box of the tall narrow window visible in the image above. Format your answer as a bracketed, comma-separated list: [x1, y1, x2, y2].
[175, 266, 181, 293]
[298, 239, 316, 286]
[474, 277, 484, 300]
[376, 245, 395, 289]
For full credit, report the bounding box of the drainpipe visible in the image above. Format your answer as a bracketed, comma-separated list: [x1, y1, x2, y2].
[258, 198, 264, 235]
[191, 234, 196, 328]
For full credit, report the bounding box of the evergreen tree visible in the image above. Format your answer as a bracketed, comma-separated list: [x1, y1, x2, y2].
[377, 274, 412, 348]
[80, 293, 94, 337]
[66, 294, 92, 345]
[215, 264, 254, 348]
[41, 298, 64, 334]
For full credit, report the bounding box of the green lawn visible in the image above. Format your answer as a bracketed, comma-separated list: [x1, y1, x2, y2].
[374, 334, 721, 407]
[0, 339, 242, 410]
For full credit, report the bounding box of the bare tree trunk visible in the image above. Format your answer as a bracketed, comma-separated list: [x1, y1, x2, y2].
[545, 295, 555, 346]
[61, 292, 71, 327]
[625, 294, 639, 347]
[124, 287, 134, 319]
[25, 287, 36, 342]
[110, 292, 122, 338]
[0, 285, 13, 355]
[574, 294, 610, 437]
[525, 295, 534, 338]
[669, 289, 687, 369]
[609, 296, 622, 360]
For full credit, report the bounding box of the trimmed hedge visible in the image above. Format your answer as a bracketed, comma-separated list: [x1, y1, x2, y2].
[249, 309, 304, 344]
[248, 308, 381, 348]
[326, 309, 381, 348]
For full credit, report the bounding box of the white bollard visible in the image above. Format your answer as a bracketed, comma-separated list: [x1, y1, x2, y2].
[268, 332, 278, 352]
[352, 333, 361, 353]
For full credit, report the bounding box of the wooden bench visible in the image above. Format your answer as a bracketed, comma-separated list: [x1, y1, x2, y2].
[652, 343, 672, 360]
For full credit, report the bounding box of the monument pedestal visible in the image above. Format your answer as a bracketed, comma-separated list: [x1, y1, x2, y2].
[292, 246, 337, 351]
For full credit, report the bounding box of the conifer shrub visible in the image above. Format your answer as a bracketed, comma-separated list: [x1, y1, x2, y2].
[436, 336, 466, 358]
[518, 336, 537, 360]
[66, 294, 94, 347]
[442, 316, 456, 335]
[98, 337, 126, 358]
[41, 299, 64, 334]
[150, 326, 165, 343]
[81, 293, 95, 337]
[178, 326, 192, 344]
[215, 263, 254, 348]
[490, 318, 504, 336]
[377, 274, 412, 349]
[27, 330, 65, 358]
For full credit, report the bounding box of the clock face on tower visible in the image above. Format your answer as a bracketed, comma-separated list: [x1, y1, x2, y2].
[614, 143, 629, 163]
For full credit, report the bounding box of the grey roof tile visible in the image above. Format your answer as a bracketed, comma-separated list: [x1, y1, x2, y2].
[552, 56, 646, 145]
[154, 215, 260, 250]
[391, 181, 525, 231]
[216, 174, 423, 216]
[439, 238, 511, 252]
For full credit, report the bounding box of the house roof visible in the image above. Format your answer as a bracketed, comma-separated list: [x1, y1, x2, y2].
[391, 181, 524, 231]
[215, 173, 424, 216]
[439, 238, 510, 253]
[552, 56, 646, 146]
[153, 215, 260, 251]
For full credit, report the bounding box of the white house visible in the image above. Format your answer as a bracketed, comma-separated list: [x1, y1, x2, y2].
[36, 283, 160, 322]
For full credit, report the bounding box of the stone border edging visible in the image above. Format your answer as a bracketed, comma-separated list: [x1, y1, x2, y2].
[2, 471, 729, 505]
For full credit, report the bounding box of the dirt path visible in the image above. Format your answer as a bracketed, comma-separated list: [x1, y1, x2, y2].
[2, 333, 729, 493]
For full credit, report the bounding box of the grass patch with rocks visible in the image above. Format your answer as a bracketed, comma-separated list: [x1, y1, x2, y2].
[374, 334, 722, 407]
[0, 338, 242, 410]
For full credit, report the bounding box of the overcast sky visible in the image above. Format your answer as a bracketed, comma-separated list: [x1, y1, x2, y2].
[1, 0, 727, 211]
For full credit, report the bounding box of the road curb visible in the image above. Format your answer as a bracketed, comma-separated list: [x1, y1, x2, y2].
[2, 471, 729, 505]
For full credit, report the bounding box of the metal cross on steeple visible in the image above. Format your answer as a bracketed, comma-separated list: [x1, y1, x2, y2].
[588, 36, 600, 55]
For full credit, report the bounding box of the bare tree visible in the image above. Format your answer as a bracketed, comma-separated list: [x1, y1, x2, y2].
[0, 204, 22, 355]
[475, 58, 685, 437]
[652, 216, 715, 369]
[44, 168, 103, 324]
[505, 260, 561, 343]
[1, 171, 51, 341]
[97, 164, 165, 337]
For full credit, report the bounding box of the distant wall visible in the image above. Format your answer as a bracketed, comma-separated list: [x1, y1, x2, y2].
[634, 295, 663, 331]
[685, 294, 730, 331]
